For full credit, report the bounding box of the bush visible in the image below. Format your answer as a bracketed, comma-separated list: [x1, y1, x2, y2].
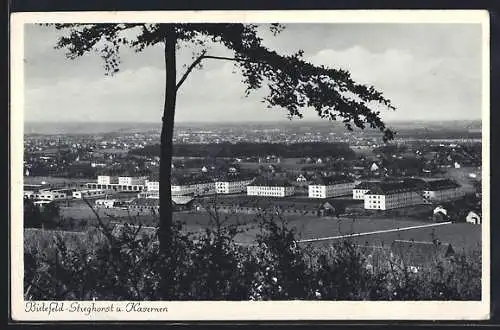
[24, 205, 481, 301]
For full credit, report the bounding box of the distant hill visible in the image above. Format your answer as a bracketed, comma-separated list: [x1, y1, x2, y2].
[24, 122, 161, 135]
[24, 119, 481, 136]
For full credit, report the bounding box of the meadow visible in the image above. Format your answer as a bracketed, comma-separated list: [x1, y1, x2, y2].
[30, 201, 482, 254]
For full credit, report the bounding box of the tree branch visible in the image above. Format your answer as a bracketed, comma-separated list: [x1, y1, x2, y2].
[176, 53, 269, 92]
[175, 50, 207, 91]
[203, 55, 265, 65]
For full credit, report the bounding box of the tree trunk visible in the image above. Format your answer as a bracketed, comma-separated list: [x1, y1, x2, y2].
[159, 24, 177, 260]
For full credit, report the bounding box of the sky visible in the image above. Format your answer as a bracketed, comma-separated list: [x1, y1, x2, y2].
[23, 23, 483, 123]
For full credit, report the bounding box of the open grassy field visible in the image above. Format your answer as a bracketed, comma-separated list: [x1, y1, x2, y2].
[25, 212, 481, 255]
[44, 194, 482, 254]
[234, 216, 428, 244]
[304, 222, 481, 253]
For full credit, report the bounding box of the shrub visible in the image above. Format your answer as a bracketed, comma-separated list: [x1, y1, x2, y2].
[24, 204, 482, 301]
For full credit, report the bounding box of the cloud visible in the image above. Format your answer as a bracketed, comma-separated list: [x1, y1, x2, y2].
[23, 24, 482, 123]
[307, 46, 481, 120]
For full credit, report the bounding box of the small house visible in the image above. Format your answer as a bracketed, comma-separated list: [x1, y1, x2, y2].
[466, 210, 481, 225]
[370, 162, 380, 172]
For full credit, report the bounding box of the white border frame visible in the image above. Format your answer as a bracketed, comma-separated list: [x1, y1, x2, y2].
[10, 10, 491, 321]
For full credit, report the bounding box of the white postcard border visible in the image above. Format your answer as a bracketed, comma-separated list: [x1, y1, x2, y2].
[10, 10, 491, 321]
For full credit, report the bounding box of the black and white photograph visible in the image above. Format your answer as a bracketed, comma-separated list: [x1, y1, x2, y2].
[10, 10, 490, 321]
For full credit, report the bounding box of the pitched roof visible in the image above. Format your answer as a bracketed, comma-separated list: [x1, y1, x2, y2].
[425, 179, 461, 191]
[171, 175, 214, 186]
[148, 173, 160, 181]
[216, 174, 255, 182]
[130, 198, 160, 207]
[311, 175, 354, 186]
[172, 195, 194, 205]
[354, 181, 381, 190]
[248, 177, 293, 187]
[366, 180, 422, 195]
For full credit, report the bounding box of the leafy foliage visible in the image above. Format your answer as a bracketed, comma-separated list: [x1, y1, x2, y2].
[25, 206, 481, 301]
[24, 198, 61, 229]
[52, 23, 396, 141]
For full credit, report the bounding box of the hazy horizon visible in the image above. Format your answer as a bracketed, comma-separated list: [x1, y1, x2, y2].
[25, 23, 483, 123]
[25, 118, 482, 124]
[24, 119, 482, 135]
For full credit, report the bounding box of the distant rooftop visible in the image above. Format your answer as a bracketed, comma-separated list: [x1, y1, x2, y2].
[366, 181, 422, 195]
[311, 175, 354, 186]
[425, 179, 461, 191]
[354, 181, 381, 190]
[249, 177, 293, 187]
[171, 175, 214, 186]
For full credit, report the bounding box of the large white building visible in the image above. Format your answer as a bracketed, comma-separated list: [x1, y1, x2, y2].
[87, 175, 146, 192]
[97, 175, 115, 185]
[171, 176, 216, 197]
[72, 189, 106, 199]
[363, 181, 425, 210]
[352, 181, 380, 200]
[95, 199, 120, 208]
[145, 180, 160, 192]
[216, 175, 255, 194]
[247, 177, 295, 197]
[308, 176, 355, 199]
[138, 190, 160, 199]
[24, 189, 71, 202]
[422, 179, 465, 202]
[119, 176, 148, 186]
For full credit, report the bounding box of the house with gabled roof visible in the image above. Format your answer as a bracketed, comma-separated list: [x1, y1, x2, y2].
[466, 209, 482, 225]
[296, 173, 312, 183]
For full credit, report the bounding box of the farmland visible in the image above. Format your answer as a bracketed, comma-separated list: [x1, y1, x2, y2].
[33, 199, 482, 254]
[304, 222, 482, 253]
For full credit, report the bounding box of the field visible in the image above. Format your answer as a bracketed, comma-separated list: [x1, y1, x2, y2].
[305, 222, 482, 253]
[234, 216, 428, 244]
[50, 198, 482, 253]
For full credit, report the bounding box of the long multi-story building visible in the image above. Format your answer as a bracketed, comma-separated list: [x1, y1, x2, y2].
[137, 190, 160, 199]
[171, 176, 216, 197]
[24, 188, 73, 202]
[118, 176, 148, 186]
[215, 175, 255, 194]
[87, 175, 146, 192]
[97, 175, 115, 185]
[352, 181, 380, 200]
[363, 181, 425, 210]
[145, 180, 160, 192]
[422, 179, 465, 202]
[72, 189, 106, 199]
[308, 176, 355, 199]
[247, 177, 295, 197]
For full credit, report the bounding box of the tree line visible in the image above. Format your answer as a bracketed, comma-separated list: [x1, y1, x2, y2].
[130, 142, 356, 159]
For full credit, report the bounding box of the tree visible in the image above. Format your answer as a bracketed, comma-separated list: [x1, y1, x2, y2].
[23, 198, 61, 229]
[24, 197, 42, 228]
[50, 23, 396, 295]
